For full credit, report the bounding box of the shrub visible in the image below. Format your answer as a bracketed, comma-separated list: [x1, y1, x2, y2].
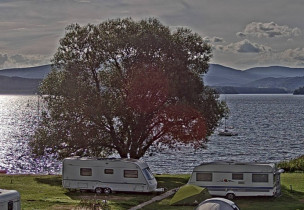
[278, 155, 304, 172]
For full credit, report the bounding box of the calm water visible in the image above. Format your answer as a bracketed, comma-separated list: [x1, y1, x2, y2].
[0, 94, 304, 174]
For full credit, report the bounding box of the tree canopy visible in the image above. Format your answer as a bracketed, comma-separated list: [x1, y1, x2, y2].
[30, 18, 226, 159]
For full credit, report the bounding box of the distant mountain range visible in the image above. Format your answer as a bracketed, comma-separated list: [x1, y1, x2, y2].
[204, 64, 304, 93]
[0, 64, 304, 94]
[0, 75, 41, 94]
[0, 65, 51, 79]
[0, 65, 50, 94]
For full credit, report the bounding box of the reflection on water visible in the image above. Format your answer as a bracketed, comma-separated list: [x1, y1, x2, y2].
[0, 94, 304, 174]
[0, 95, 60, 174]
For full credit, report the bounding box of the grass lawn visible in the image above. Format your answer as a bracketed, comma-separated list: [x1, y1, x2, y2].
[145, 173, 304, 210]
[0, 173, 303, 209]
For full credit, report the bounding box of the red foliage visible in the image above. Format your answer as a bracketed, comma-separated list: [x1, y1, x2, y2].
[125, 67, 169, 114]
[124, 66, 207, 146]
[159, 103, 207, 144]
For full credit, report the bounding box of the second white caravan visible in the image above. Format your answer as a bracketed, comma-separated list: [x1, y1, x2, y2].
[62, 157, 163, 194]
[188, 161, 284, 199]
[0, 189, 21, 210]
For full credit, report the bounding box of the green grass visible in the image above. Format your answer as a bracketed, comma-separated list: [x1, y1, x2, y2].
[0, 173, 303, 210]
[144, 173, 304, 210]
[0, 174, 189, 210]
[0, 175, 76, 209]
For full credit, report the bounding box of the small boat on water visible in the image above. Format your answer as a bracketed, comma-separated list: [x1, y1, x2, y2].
[218, 129, 238, 136]
[218, 116, 238, 136]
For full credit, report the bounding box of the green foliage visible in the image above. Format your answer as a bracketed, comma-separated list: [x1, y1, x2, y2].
[278, 155, 304, 172]
[30, 17, 225, 159]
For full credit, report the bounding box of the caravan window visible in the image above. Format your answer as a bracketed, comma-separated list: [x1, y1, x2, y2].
[196, 173, 212, 181]
[124, 170, 138, 178]
[104, 169, 114, 174]
[142, 167, 154, 180]
[252, 174, 268, 182]
[232, 173, 244, 180]
[80, 168, 92, 176]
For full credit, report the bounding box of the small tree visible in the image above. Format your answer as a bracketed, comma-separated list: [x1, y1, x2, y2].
[30, 18, 226, 159]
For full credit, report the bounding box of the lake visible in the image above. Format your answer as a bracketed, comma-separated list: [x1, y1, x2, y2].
[0, 94, 304, 174]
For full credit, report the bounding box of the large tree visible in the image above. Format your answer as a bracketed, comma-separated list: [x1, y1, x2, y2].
[30, 18, 226, 159]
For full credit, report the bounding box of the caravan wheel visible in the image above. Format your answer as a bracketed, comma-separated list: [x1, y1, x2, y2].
[104, 188, 112, 195]
[95, 187, 103, 194]
[226, 193, 235, 200]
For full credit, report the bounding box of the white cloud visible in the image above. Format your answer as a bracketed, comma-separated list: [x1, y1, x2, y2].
[0, 54, 8, 65]
[203, 36, 224, 44]
[237, 22, 302, 38]
[236, 32, 246, 38]
[216, 39, 271, 54]
[280, 48, 304, 65]
[203, 36, 210, 43]
[0, 53, 49, 69]
[10, 54, 30, 64]
[212, 37, 224, 43]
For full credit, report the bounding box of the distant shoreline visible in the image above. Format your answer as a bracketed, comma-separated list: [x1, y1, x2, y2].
[0, 92, 38, 95]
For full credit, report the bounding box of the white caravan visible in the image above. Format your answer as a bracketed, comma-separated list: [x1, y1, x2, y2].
[188, 161, 284, 199]
[62, 157, 163, 194]
[0, 189, 21, 210]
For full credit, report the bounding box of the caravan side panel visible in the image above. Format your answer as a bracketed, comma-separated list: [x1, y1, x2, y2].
[188, 162, 279, 198]
[62, 157, 158, 193]
[0, 190, 21, 210]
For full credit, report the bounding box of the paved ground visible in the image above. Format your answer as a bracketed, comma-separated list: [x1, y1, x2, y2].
[128, 188, 179, 210]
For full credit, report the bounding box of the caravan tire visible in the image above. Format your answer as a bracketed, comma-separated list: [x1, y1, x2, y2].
[226, 193, 235, 200]
[95, 187, 103, 194]
[104, 188, 112, 195]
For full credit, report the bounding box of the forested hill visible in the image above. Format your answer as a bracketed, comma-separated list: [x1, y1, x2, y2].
[1, 64, 304, 94]
[0, 75, 41, 94]
[204, 64, 304, 93]
[0, 65, 50, 79]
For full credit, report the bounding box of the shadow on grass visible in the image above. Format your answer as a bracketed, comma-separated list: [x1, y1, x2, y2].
[279, 185, 304, 201]
[64, 190, 156, 209]
[234, 185, 304, 210]
[34, 176, 62, 187]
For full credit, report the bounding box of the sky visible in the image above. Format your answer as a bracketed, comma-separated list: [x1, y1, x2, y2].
[1, 0, 304, 70]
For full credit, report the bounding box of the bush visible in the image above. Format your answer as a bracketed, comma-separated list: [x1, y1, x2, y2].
[76, 198, 111, 210]
[277, 155, 304, 172]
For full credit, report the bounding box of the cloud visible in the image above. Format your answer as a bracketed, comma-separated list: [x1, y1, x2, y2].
[0, 53, 49, 69]
[216, 39, 271, 53]
[10, 54, 31, 64]
[10, 54, 47, 66]
[0, 54, 8, 65]
[236, 32, 246, 38]
[203, 36, 224, 44]
[280, 48, 304, 65]
[237, 22, 302, 38]
[203, 37, 210, 43]
[212, 37, 224, 43]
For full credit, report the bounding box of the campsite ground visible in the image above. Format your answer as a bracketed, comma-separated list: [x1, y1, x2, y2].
[0, 173, 303, 209]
